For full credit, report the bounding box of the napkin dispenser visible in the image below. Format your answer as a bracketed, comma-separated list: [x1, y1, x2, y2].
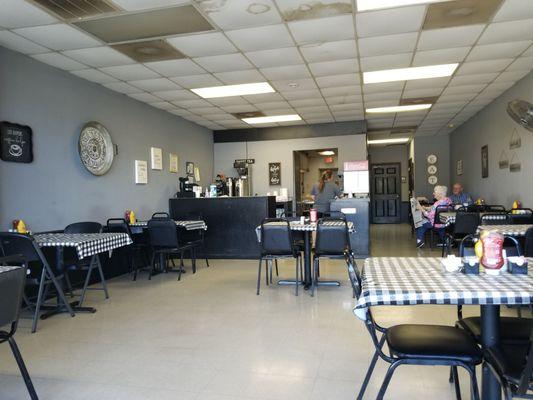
[462, 257, 480, 275]
[508, 257, 528, 275]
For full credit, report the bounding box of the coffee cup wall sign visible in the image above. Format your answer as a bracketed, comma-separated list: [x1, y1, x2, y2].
[78, 122, 114, 176]
[0, 121, 33, 163]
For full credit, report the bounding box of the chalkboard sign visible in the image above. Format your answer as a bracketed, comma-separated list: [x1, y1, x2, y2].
[0, 121, 33, 163]
[269, 162, 281, 186]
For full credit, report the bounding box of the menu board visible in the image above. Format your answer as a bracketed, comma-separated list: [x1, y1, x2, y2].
[269, 162, 281, 186]
[0, 121, 33, 163]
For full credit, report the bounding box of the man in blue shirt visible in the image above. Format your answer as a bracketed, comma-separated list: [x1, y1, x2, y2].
[449, 183, 473, 205]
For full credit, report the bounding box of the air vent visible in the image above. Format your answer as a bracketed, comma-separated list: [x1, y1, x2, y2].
[423, 0, 502, 30]
[391, 127, 417, 135]
[32, 0, 120, 20]
[232, 111, 265, 119]
[400, 97, 438, 106]
[111, 40, 185, 62]
[73, 4, 214, 43]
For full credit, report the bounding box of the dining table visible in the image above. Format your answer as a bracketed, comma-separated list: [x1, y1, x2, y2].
[256, 220, 355, 288]
[476, 224, 533, 237]
[439, 211, 508, 226]
[129, 219, 207, 234]
[354, 257, 533, 400]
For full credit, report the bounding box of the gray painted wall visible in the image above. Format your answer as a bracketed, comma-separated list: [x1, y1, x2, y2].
[413, 135, 451, 199]
[368, 144, 409, 201]
[449, 71, 533, 207]
[213, 134, 367, 197]
[0, 46, 214, 231]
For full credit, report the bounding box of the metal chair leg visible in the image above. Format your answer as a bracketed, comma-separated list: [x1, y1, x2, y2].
[149, 252, 156, 280]
[311, 257, 318, 297]
[357, 334, 386, 400]
[376, 360, 402, 400]
[275, 259, 279, 276]
[8, 337, 39, 400]
[269, 258, 273, 284]
[465, 365, 480, 400]
[95, 256, 109, 299]
[452, 366, 462, 400]
[256, 258, 263, 295]
[78, 262, 94, 307]
[265, 259, 270, 286]
[178, 252, 183, 281]
[64, 272, 74, 297]
[31, 269, 47, 334]
[295, 256, 299, 296]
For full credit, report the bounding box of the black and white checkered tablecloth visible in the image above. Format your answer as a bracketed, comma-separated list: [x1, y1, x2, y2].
[255, 220, 355, 242]
[34, 233, 132, 260]
[0, 266, 21, 274]
[130, 220, 207, 231]
[477, 224, 533, 237]
[439, 212, 507, 225]
[354, 257, 533, 320]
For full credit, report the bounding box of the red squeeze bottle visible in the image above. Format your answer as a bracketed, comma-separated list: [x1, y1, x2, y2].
[481, 232, 504, 272]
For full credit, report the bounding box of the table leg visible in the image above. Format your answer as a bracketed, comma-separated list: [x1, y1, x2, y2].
[480, 305, 501, 400]
[278, 231, 310, 289]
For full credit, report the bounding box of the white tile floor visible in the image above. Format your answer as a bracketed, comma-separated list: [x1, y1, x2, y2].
[0, 224, 501, 399]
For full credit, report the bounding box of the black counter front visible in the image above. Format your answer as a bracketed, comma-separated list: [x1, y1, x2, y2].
[169, 196, 276, 259]
[330, 198, 370, 257]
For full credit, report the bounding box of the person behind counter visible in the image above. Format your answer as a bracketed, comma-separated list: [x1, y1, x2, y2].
[311, 170, 342, 217]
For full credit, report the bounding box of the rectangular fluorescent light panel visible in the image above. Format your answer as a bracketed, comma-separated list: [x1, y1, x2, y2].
[191, 82, 274, 99]
[242, 114, 302, 124]
[367, 138, 410, 145]
[364, 64, 458, 84]
[366, 104, 432, 113]
[357, 0, 452, 11]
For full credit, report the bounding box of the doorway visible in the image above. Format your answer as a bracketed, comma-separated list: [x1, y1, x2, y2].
[370, 163, 401, 223]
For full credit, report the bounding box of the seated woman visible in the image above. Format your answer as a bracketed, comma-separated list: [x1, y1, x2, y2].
[416, 185, 452, 248]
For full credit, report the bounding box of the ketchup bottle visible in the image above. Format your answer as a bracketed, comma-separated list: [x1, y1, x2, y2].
[481, 231, 504, 273]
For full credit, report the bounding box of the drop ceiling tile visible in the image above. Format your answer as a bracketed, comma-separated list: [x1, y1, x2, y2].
[363, 91, 402, 102]
[0, 0, 57, 28]
[402, 87, 444, 98]
[296, 105, 331, 114]
[14, 24, 101, 51]
[506, 56, 533, 71]
[448, 72, 499, 86]
[403, 77, 451, 90]
[251, 100, 291, 110]
[316, 73, 360, 88]
[209, 115, 238, 121]
[100, 64, 160, 80]
[170, 74, 221, 88]
[271, 78, 317, 91]
[243, 93, 284, 103]
[189, 106, 222, 115]
[102, 82, 143, 94]
[71, 69, 117, 84]
[358, 32, 418, 57]
[466, 41, 532, 62]
[305, 116, 335, 123]
[364, 100, 396, 108]
[412, 47, 471, 66]
[523, 45, 533, 56]
[283, 89, 322, 100]
[226, 24, 294, 51]
[264, 108, 295, 115]
[493, 0, 533, 21]
[167, 32, 237, 57]
[363, 81, 404, 93]
[335, 114, 364, 122]
[456, 58, 514, 75]
[321, 85, 361, 97]
[324, 94, 363, 104]
[356, 5, 425, 38]
[149, 101, 176, 110]
[111, 0, 189, 10]
[169, 108, 195, 117]
[438, 92, 477, 102]
[153, 89, 198, 101]
[441, 84, 487, 95]
[193, 53, 253, 73]
[484, 80, 516, 92]
[208, 96, 250, 106]
[213, 69, 265, 84]
[496, 69, 530, 82]
[260, 64, 310, 80]
[289, 98, 326, 107]
[197, 0, 281, 30]
[308, 58, 358, 76]
[300, 40, 356, 63]
[128, 92, 161, 103]
[478, 19, 533, 44]
[288, 15, 355, 45]
[31, 52, 86, 71]
[219, 121, 249, 128]
[246, 47, 304, 68]
[278, 120, 305, 126]
[221, 104, 259, 113]
[417, 25, 485, 51]
[0, 31, 48, 54]
[129, 78, 181, 91]
[360, 53, 412, 72]
[172, 99, 212, 108]
[145, 59, 206, 76]
[329, 103, 363, 112]
[62, 47, 135, 68]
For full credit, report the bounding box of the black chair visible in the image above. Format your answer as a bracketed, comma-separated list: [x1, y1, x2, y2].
[147, 217, 194, 280]
[257, 218, 302, 296]
[481, 213, 510, 225]
[347, 257, 482, 400]
[152, 212, 170, 219]
[0, 233, 74, 333]
[525, 228, 533, 257]
[63, 221, 107, 306]
[508, 208, 533, 225]
[484, 333, 533, 399]
[0, 256, 38, 399]
[181, 212, 209, 270]
[431, 204, 454, 250]
[311, 217, 353, 297]
[444, 212, 480, 256]
[107, 218, 149, 281]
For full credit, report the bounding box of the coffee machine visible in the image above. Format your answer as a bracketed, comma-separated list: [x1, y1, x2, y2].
[234, 160, 253, 197]
[177, 176, 197, 198]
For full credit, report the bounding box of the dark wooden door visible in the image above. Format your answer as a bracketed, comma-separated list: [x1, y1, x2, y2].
[371, 163, 401, 224]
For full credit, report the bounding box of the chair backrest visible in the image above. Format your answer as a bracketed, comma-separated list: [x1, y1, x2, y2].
[516, 330, 533, 395]
[459, 234, 477, 257]
[64, 221, 102, 233]
[0, 232, 43, 263]
[481, 213, 509, 225]
[106, 218, 132, 236]
[485, 205, 506, 212]
[345, 253, 362, 299]
[260, 218, 295, 256]
[152, 212, 170, 219]
[453, 212, 480, 235]
[508, 208, 533, 225]
[147, 218, 178, 248]
[525, 227, 533, 257]
[503, 235, 522, 257]
[0, 257, 27, 337]
[433, 204, 454, 225]
[315, 217, 350, 256]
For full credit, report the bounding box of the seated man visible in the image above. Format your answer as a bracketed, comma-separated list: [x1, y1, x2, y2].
[449, 183, 473, 205]
[416, 185, 452, 248]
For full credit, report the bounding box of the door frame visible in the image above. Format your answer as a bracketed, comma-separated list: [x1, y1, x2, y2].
[370, 162, 402, 224]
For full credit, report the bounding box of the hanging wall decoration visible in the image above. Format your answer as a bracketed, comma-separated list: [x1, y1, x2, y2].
[78, 121, 114, 176]
[481, 145, 489, 178]
[0, 121, 33, 163]
[269, 162, 281, 186]
[509, 152, 521, 172]
[135, 160, 148, 184]
[499, 150, 509, 169]
[169, 153, 178, 173]
[456, 160, 463, 176]
[509, 128, 521, 149]
[150, 147, 163, 170]
[186, 161, 194, 176]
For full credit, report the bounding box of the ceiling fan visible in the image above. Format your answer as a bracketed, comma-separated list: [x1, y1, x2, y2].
[507, 99, 533, 132]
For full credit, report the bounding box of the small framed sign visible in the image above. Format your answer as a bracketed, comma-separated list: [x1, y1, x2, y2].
[269, 162, 281, 186]
[151, 147, 163, 170]
[481, 145, 488, 178]
[186, 161, 194, 176]
[0, 121, 33, 163]
[135, 160, 148, 184]
[169, 153, 178, 173]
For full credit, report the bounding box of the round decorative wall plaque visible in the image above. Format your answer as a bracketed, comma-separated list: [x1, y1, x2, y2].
[426, 154, 438, 164]
[427, 175, 438, 185]
[78, 122, 114, 176]
[427, 165, 438, 175]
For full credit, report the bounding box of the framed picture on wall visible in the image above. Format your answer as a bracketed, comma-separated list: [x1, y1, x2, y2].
[456, 160, 463, 176]
[481, 145, 488, 178]
[268, 162, 281, 186]
[186, 161, 194, 176]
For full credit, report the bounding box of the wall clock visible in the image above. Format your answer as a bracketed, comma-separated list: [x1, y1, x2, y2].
[427, 165, 438, 174]
[427, 154, 438, 164]
[78, 121, 114, 176]
[427, 175, 438, 185]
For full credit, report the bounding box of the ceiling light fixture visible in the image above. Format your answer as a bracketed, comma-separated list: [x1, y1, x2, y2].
[367, 138, 410, 145]
[366, 104, 432, 113]
[318, 150, 335, 156]
[191, 82, 275, 98]
[356, 0, 452, 11]
[242, 114, 302, 124]
[363, 64, 458, 84]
